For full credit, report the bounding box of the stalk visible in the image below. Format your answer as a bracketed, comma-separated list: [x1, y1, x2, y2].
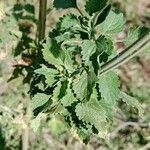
[38, 0, 47, 41]
[99, 33, 150, 75]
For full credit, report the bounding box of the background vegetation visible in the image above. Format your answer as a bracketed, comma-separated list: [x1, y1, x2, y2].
[0, 0, 150, 149]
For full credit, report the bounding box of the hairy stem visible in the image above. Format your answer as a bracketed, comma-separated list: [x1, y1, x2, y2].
[99, 33, 150, 75]
[38, 0, 47, 41]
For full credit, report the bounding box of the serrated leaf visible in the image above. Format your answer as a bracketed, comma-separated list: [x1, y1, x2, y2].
[96, 36, 114, 55]
[81, 40, 96, 66]
[97, 10, 125, 34]
[125, 26, 149, 47]
[72, 71, 88, 100]
[120, 92, 144, 117]
[42, 38, 64, 70]
[35, 66, 59, 75]
[59, 15, 79, 31]
[61, 85, 78, 107]
[63, 50, 75, 73]
[64, 109, 91, 143]
[51, 80, 68, 109]
[85, 0, 108, 15]
[31, 93, 50, 110]
[35, 67, 59, 86]
[92, 87, 113, 120]
[52, 81, 62, 106]
[70, 125, 91, 143]
[53, 0, 77, 9]
[35, 81, 44, 91]
[75, 98, 109, 135]
[55, 33, 70, 43]
[98, 71, 120, 105]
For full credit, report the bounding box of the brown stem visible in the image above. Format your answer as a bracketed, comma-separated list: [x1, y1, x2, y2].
[38, 0, 47, 41]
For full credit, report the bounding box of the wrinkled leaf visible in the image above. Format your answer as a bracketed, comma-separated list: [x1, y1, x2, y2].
[31, 93, 50, 110]
[98, 10, 125, 34]
[98, 71, 120, 105]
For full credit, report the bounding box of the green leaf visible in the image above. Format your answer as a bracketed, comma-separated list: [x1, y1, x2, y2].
[52, 81, 62, 106]
[61, 86, 78, 107]
[51, 80, 68, 111]
[81, 40, 96, 66]
[64, 111, 91, 143]
[42, 38, 64, 70]
[96, 36, 114, 55]
[125, 26, 149, 47]
[59, 15, 79, 31]
[98, 71, 120, 105]
[120, 92, 144, 117]
[35, 66, 59, 75]
[97, 10, 125, 35]
[53, 0, 77, 9]
[31, 93, 50, 110]
[35, 66, 59, 86]
[55, 33, 71, 43]
[72, 71, 88, 100]
[34, 67, 59, 86]
[63, 50, 75, 73]
[70, 123, 91, 143]
[85, 0, 108, 15]
[75, 98, 109, 136]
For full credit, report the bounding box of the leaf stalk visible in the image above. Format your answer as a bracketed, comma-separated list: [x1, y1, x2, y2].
[99, 33, 150, 75]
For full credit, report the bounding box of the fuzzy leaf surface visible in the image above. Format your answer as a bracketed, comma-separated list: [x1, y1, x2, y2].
[96, 36, 114, 55]
[61, 86, 78, 106]
[59, 15, 79, 31]
[72, 71, 88, 100]
[98, 71, 120, 105]
[125, 26, 149, 47]
[98, 10, 125, 34]
[51, 81, 62, 106]
[75, 98, 109, 135]
[63, 50, 75, 73]
[81, 40, 96, 66]
[31, 93, 50, 110]
[35, 67, 59, 86]
[42, 38, 63, 70]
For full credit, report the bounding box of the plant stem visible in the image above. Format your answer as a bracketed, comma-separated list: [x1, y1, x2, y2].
[38, 0, 47, 41]
[76, 6, 84, 16]
[99, 33, 150, 75]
